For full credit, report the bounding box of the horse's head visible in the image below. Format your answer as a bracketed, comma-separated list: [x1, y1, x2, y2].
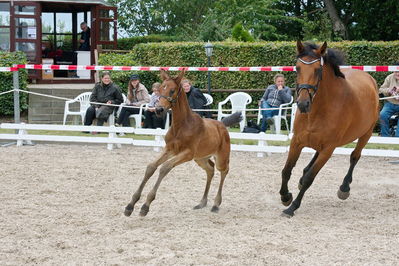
[295, 40, 327, 113]
[156, 69, 186, 116]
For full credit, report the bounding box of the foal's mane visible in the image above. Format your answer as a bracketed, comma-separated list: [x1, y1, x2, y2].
[298, 42, 345, 79]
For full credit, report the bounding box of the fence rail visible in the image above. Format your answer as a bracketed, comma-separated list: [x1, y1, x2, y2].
[1, 123, 399, 157]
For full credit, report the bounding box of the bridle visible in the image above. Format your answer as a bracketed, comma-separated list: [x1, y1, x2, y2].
[159, 83, 182, 107]
[296, 57, 324, 103]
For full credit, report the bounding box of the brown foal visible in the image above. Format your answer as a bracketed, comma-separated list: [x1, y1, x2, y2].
[124, 69, 241, 217]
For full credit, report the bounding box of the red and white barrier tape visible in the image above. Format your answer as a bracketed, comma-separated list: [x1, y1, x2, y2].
[1, 64, 399, 72]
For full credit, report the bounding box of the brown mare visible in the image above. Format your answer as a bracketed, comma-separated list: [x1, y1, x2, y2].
[280, 41, 379, 217]
[124, 69, 241, 217]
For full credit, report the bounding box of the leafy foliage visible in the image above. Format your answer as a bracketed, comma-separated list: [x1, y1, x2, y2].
[0, 51, 28, 115]
[231, 23, 255, 42]
[110, 0, 399, 41]
[117, 35, 183, 50]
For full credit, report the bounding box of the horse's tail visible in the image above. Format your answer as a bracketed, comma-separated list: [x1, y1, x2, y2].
[221, 111, 243, 127]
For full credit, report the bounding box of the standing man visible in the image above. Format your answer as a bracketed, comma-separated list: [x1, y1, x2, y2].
[79, 22, 91, 51]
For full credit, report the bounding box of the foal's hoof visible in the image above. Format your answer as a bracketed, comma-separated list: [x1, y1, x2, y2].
[337, 189, 350, 200]
[281, 193, 293, 206]
[124, 204, 134, 217]
[281, 208, 294, 218]
[211, 206, 219, 213]
[139, 204, 149, 217]
[193, 203, 206, 210]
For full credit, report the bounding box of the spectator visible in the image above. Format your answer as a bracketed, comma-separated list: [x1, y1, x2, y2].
[259, 73, 292, 132]
[379, 62, 399, 137]
[143, 82, 165, 129]
[181, 79, 209, 117]
[117, 74, 150, 127]
[78, 22, 90, 51]
[84, 71, 123, 127]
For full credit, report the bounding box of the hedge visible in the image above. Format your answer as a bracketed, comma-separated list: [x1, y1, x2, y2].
[117, 35, 183, 50]
[0, 51, 28, 116]
[100, 41, 399, 113]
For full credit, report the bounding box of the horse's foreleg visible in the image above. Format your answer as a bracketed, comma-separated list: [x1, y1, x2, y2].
[193, 158, 215, 210]
[124, 151, 172, 217]
[280, 142, 303, 206]
[139, 149, 193, 217]
[299, 152, 319, 190]
[338, 129, 373, 200]
[282, 147, 334, 217]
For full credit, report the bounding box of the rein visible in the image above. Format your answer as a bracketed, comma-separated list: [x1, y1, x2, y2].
[296, 57, 324, 103]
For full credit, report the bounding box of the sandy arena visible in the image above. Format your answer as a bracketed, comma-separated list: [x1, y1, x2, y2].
[0, 144, 398, 265]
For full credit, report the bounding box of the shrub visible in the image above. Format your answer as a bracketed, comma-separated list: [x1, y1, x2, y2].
[0, 51, 28, 116]
[99, 40, 399, 117]
[117, 35, 183, 50]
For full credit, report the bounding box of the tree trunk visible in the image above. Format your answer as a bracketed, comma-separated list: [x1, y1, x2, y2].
[323, 0, 348, 39]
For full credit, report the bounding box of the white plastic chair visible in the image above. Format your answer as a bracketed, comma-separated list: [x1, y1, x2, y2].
[117, 93, 147, 128]
[63, 92, 91, 125]
[257, 96, 294, 134]
[203, 93, 213, 106]
[217, 92, 252, 132]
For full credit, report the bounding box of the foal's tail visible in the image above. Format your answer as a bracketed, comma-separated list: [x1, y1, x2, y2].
[221, 111, 243, 127]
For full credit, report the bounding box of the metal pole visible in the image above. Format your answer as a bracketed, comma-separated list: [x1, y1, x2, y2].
[207, 56, 211, 94]
[13, 70, 20, 124]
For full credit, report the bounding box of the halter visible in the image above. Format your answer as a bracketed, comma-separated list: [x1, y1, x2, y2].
[296, 57, 324, 102]
[159, 84, 182, 107]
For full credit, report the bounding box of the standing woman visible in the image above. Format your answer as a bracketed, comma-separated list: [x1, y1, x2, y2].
[117, 74, 150, 127]
[84, 71, 123, 126]
[259, 73, 292, 132]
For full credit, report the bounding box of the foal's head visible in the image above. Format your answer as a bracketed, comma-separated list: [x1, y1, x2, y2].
[155, 69, 186, 116]
[295, 41, 345, 113]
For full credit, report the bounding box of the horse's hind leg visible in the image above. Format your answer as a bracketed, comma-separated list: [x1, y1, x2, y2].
[139, 149, 193, 217]
[124, 151, 172, 217]
[193, 157, 215, 209]
[299, 152, 319, 190]
[338, 129, 373, 200]
[211, 154, 229, 213]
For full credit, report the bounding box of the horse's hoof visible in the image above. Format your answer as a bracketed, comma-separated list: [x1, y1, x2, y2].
[281, 209, 294, 218]
[139, 204, 149, 217]
[337, 189, 350, 200]
[124, 204, 134, 217]
[211, 206, 219, 213]
[193, 204, 206, 210]
[281, 193, 293, 206]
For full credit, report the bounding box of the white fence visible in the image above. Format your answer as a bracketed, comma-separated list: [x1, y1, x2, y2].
[1, 123, 399, 157]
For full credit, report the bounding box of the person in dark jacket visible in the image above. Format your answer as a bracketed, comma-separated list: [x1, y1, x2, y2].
[78, 22, 90, 51]
[181, 79, 209, 117]
[259, 73, 292, 132]
[84, 71, 123, 126]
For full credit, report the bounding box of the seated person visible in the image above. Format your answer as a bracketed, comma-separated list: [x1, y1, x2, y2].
[379, 63, 399, 137]
[259, 73, 292, 132]
[84, 71, 123, 126]
[117, 74, 150, 127]
[181, 79, 209, 117]
[143, 82, 165, 129]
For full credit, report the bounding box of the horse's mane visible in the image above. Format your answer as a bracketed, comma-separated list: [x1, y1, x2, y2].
[298, 42, 345, 79]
